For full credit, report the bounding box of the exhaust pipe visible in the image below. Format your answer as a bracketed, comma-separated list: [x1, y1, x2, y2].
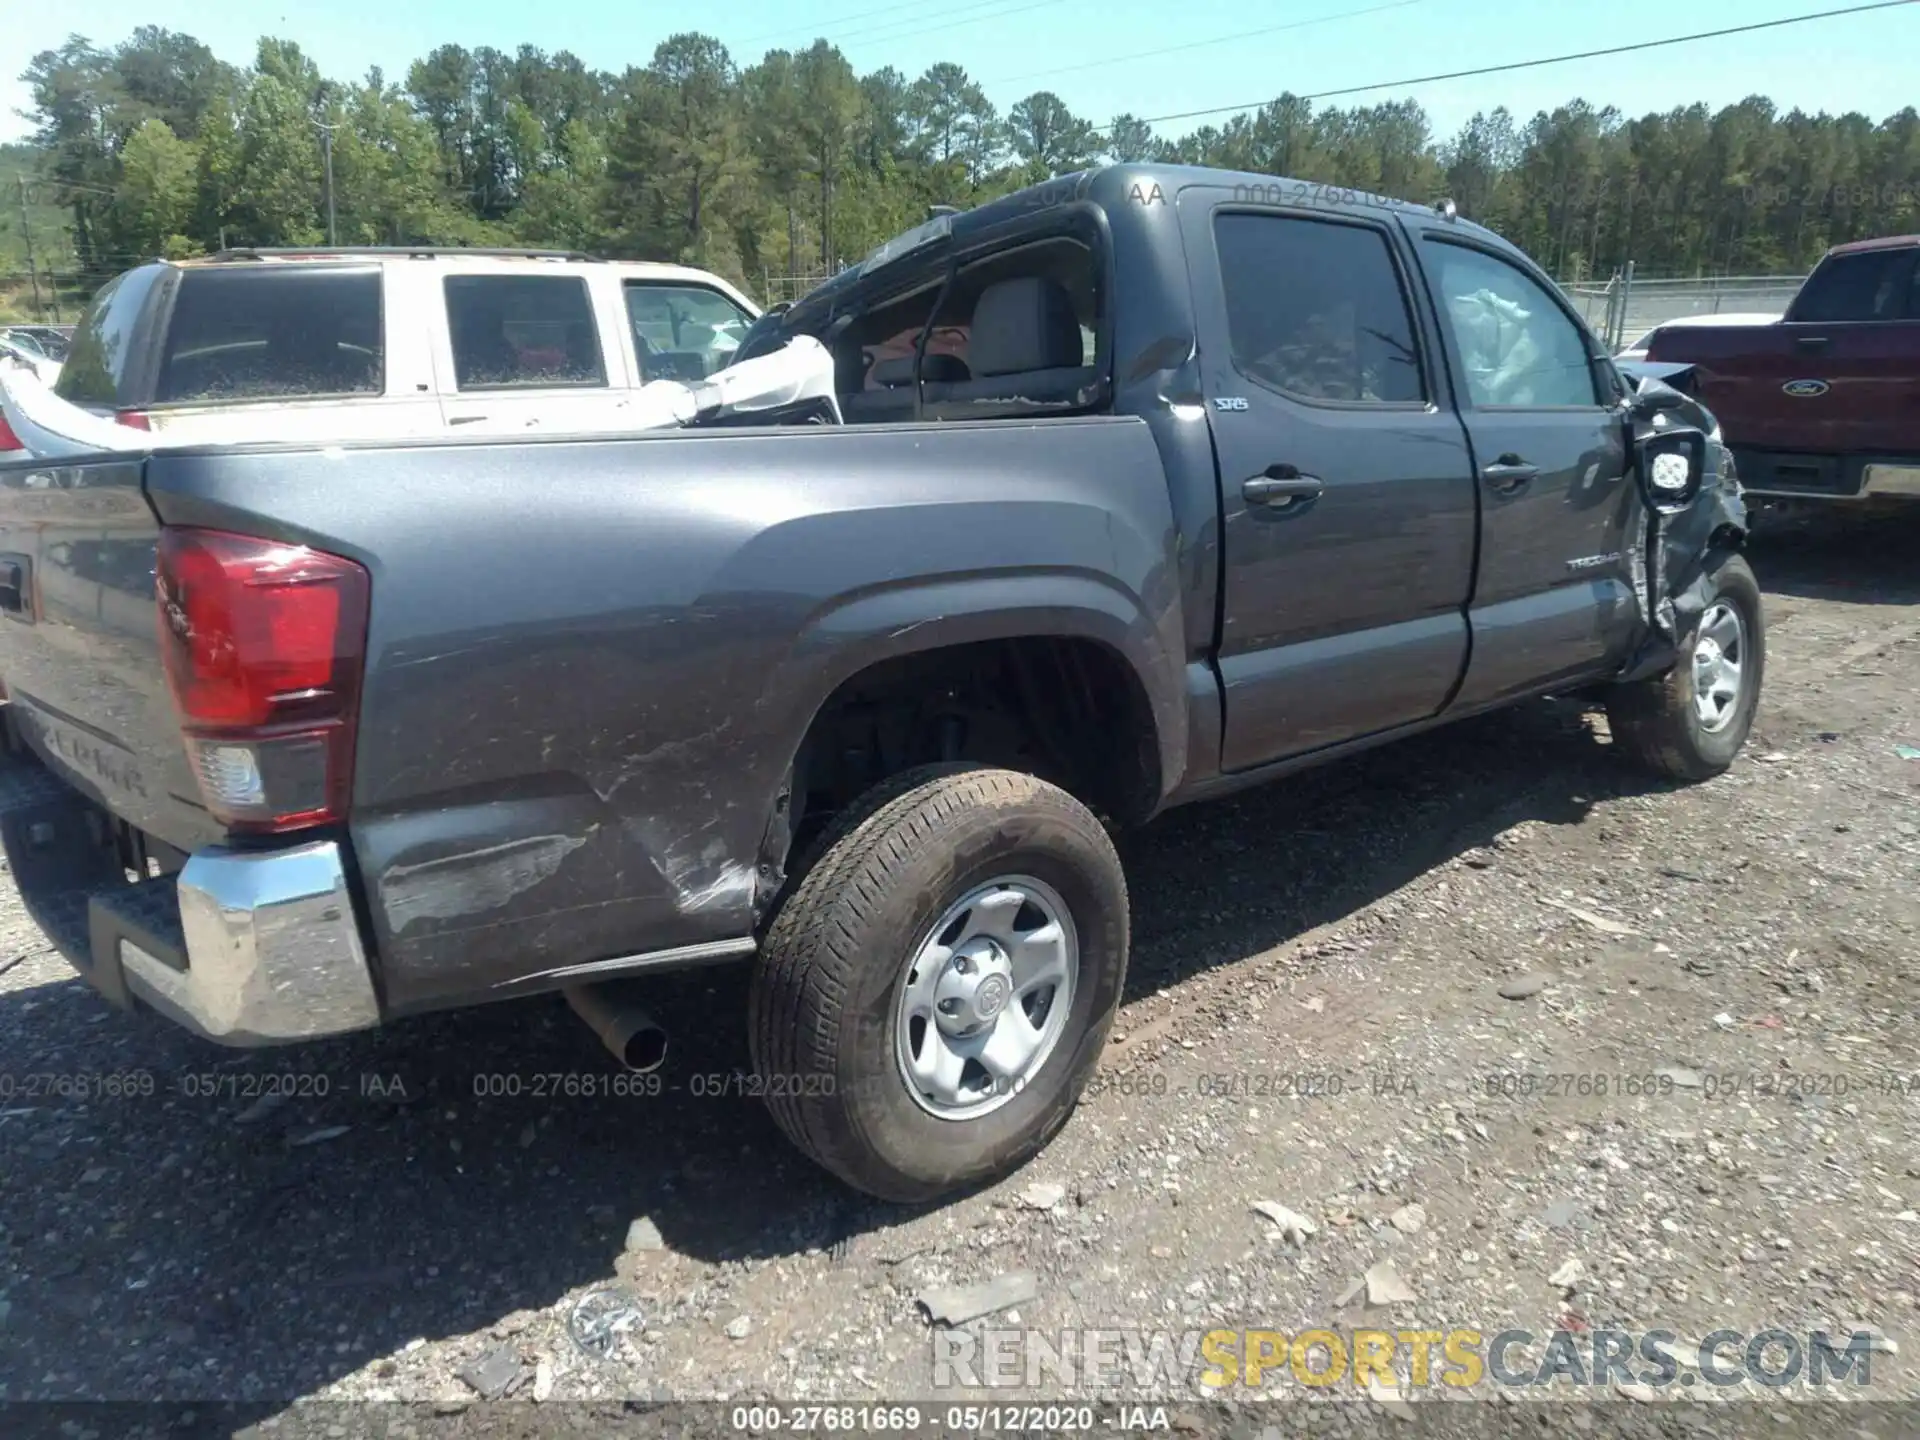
[564, 984, 669, 1074]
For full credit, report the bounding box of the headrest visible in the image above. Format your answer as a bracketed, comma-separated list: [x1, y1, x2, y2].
[969, 277, 1084, 377]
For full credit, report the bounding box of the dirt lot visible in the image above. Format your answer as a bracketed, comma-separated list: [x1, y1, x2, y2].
[0, 511, 1915, 1438]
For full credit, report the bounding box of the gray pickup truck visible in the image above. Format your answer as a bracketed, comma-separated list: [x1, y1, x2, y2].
[0, 165, 1756, 1201]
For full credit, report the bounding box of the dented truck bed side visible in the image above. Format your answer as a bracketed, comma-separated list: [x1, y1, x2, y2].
[135, 421, 1187, 1015]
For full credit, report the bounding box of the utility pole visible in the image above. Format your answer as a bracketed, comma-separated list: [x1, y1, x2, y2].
[313, 119, 338, 245]
[15, 177, 44, 318]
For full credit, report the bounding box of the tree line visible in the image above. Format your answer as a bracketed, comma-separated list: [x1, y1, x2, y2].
[14, 25, 1920, 302]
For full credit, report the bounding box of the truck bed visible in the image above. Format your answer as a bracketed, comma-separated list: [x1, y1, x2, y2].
[0, 419, 1188, 1018]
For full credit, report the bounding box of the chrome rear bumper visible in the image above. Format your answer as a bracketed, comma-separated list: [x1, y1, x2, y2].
[0, 748, 381, 1045]
[125, 840, 381, 1044]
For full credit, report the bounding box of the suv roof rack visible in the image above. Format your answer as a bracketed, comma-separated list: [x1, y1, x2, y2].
[204, 246, 605, 263]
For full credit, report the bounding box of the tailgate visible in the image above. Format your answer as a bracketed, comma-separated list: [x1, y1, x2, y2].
[1650, 322, 1920, 454]
[0, 454, 219, 852]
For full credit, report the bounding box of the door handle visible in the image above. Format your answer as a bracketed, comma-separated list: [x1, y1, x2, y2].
[448, 415, 488, 426]
[1243, 464, 1324, 509]
[1793, 334, 1830, 349]
[1481, 455, 1539, 493]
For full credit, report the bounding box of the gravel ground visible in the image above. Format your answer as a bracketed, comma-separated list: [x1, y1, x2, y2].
[0, 511, 1915, 1439]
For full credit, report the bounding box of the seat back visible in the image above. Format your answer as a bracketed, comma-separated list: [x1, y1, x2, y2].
[927, 276, 1097, 412]
[840, 351, 974, 421]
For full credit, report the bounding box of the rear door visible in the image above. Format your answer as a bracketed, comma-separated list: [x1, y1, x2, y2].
[1178, 191, 1478, 770]
[435, 266, 636, 433]
[1411, 231, 1638, 707]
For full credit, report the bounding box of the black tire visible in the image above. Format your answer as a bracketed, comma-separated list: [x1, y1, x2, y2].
[1607, 552, 1764, 781]
[748, 765, 1128, 1202]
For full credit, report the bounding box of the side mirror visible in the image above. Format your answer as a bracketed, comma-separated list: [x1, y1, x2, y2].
[1637, 426, 1706, 514]
[1620, 362, 1699, 402]
[1631, 384, 1691, 417]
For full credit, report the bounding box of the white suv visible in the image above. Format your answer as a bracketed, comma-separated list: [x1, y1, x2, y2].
[43, 248, 761, 444]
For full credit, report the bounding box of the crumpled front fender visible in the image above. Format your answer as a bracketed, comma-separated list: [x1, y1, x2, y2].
[1615, 452, 1749, 684]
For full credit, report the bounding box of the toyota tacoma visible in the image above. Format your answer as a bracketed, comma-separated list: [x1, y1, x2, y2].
[0, 166, 1756, 1201]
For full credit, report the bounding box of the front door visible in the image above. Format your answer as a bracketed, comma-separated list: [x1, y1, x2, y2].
[1411, 232, 1639, 708]
[623, 280, 757, 382]
[1180, 194, 1478, 771]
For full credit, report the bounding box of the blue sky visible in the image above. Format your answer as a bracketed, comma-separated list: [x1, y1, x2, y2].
[6, 0, 1917, 147]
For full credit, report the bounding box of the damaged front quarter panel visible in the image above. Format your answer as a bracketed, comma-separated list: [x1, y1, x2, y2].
[1615, 420, 1749, 685]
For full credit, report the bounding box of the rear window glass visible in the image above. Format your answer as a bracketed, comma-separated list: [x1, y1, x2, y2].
[157, 268, 385, 403]
[446, 275, 606, 390]
[1791, 249, 1919, 323]
[1222, 214, 1427, 404]
[922, 236, 1102, 382]
[154, 267, 383, 404]
[54, 266, 166, 408]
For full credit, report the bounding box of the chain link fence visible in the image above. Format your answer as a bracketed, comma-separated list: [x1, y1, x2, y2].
[755, 271, 838, 307]
[1561, 268, 1807, 352]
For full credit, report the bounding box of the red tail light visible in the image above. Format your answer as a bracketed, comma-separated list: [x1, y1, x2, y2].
[115, 410, 152, 431]
[156, 528, 369, 834]
[0, 408, 21, 452]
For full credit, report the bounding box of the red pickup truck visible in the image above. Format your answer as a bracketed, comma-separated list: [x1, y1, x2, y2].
[1645, 234, 1920, 504]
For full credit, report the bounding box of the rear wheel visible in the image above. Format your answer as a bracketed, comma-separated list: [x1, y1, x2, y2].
[749, 765, 1127, 1202]
[1607, 553, 1764, 781]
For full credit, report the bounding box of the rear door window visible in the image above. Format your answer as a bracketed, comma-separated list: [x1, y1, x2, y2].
[1215, 213, 1426, 404]
[624, 283, 754, 381]
[54, 265, 168, 408]
[446, 275, 606, 389]
[154, 266, 383, 404]
[1790, 249, 1920, 322]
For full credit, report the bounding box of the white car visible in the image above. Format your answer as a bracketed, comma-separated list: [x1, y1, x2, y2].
[0, 330, 63, 383]
[1616, 311, 1782, 362]
[32, 248, 762, 447]
[3, 331, 840, 466]
[0, 339, 58, 460]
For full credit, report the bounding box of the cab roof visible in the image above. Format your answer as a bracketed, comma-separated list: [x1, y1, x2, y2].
[1825, 233, 1920, 256]
[785, 162, 1495, 328]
